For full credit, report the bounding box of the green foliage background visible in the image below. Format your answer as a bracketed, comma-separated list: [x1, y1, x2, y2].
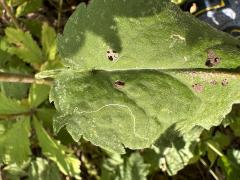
[0, 0, 240, 179]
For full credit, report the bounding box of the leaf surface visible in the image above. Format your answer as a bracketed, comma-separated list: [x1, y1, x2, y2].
[16, 0, 43, 17]
[155, 127, 203, 175]
[219, 149, 240, 180]
[28, 84, 50, 108]
[28, 158, 61, 180]
[41, 23, 57, 61]
[0, 118, 31, 165]
[0, 93, 29, 115]
[51, 0, 240, 153]
[101, 152, 149, 180]
[5, 27, 43, 64]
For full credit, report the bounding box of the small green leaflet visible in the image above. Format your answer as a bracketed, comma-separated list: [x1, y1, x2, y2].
[0, 92, 29, 115]
[101, 152, 149, 180]
[41, 23, 57, 61]
[0, 118, 31, 165]
[219, 149, 240, 179]
[33, 118, 81, 179]
[5, 27, 43, 64]
[28, 158, 61, 180]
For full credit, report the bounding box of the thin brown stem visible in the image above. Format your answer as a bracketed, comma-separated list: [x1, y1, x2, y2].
[0, 0, 21, 29]
[0, 72, 53, 85]
[57, 0, 63, 31]
[48, 0, 58, 8]
[200, 158, 219, 180]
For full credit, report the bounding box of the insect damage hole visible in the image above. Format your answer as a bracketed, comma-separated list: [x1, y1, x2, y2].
[114, 80, 125, 88]
[221, 79, 228, 86]
[192, 83, 203, 93]
[205, 49, 221, 67]
[210, 80, 217, 85]
[106, 49, 119, 61]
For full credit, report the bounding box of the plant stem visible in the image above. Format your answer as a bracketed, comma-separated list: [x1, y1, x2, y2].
[200, 158, 219, 180]
[0, 0, 21, 29]
[0, 111, 34, 120]
[57, 0, 63, 31]
[0, 72, 53, 85]
[48, 0, 58, 8]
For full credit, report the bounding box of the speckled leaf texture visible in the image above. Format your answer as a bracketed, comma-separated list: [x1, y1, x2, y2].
[51, 0, 240, 154]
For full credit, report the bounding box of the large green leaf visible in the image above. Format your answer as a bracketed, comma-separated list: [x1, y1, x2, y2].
[50, 0, 240, 154]
[57, 0, 239, 70]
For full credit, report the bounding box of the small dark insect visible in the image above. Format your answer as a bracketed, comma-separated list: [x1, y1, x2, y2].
[221, 79, 228, 86]
[106, 49, 119, 61]
[114, 80, 125, 88]
[205, 49, 220, 67]
[192, 83, 203, 93]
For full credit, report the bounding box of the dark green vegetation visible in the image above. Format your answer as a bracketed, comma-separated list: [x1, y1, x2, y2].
[0, 0, 240, 179]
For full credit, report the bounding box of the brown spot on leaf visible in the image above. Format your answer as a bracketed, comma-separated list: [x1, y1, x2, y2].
[106, 49, 119, 61]
[190, 71, 197, 77]
[205, 49, 220, 67]
[192, 83, 203, 93]
[114, 80, 125, 88]
[221, 79, 228, 86]
[210, 80, 217, 85]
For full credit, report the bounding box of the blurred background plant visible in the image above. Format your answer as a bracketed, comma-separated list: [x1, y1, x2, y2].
[0, 0, 239, 179]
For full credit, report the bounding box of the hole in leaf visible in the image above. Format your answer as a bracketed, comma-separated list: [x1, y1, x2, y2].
[210, 80, 217, 85]
[106, 49, 119, 61]
[114, 80, 125, 88]
[205, 49, 220, 67]
[192, 83, 203, 93]
[221, 79, 228, 86]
